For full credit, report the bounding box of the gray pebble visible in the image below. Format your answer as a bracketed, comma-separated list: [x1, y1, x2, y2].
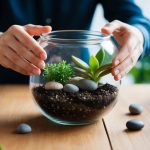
[63, 84, 79, 93]
[126, 119, 144, 131]
[16, 123, 32, 134]
[129, 103, 144, 115]
[77, 79, 98, 91]
[45, 81, 63, 90]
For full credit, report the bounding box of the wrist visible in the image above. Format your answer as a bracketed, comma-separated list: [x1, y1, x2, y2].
[133, 24, 148, 59]
[134, 26, 144, 46]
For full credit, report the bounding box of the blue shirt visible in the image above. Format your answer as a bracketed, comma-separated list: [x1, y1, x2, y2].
[0, 0, 150, 84]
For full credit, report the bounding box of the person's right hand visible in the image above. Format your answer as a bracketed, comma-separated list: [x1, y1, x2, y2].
[0, 24, 52, 75]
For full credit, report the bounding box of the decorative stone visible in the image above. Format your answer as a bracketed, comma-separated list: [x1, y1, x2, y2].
[63, 84, 79, 93]
[45, 81, 63, 90]
[68, 77, 83, 85]
[126, 119, 144, 131]
[16, 123, 32, 134]
[129, 103, 144, 115]
[77, 79, 98, 91]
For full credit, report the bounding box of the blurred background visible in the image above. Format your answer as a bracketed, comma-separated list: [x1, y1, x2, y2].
[91, 0, 150, 84]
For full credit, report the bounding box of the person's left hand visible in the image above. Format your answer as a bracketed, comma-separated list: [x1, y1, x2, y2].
[101, 20, 144, 80]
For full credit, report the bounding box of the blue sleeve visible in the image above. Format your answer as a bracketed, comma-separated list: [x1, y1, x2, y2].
[100, 0, 150, 59]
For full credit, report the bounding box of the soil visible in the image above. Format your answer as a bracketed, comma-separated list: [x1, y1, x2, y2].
[32, 83, 118, 122]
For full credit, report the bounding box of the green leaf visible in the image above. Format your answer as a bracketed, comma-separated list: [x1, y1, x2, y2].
[102, 50, 113, 65]
[95, 63, 112, 77]
[96, 48, 105, 66]
[96, 68, 112, 82]
[99, 68, 112, 77]
[89, 55, 99, 72]
[74, 67, 89, 76]
[74, 67, 92, 78]
[72, 55, 89, 70]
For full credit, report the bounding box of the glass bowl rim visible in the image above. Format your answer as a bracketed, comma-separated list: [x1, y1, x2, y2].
[40, 30, 111, 42]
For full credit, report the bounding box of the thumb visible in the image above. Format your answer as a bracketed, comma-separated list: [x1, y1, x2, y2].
[101, 20, 126, 35]
[24, 24, 52, 36]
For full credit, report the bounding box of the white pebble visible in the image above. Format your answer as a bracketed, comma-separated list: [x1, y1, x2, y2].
[129, 103, 144, 115]
[45, 81, 63, 90]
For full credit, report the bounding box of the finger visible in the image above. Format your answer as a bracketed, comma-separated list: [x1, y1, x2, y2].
[24, 24, 52, 36]
[112, 45, 141, 80]
[112, 35, 138, 67]
[9, 25, 47, 60]
[7, 35, 45, 69]
[112, 55, 133, 78]
[113, 63, 133, 81]
[2, 46, 41, 75]
[121, 64, 133, 79]
[0, 56, 30, 75]
[101, 20, 126, 35]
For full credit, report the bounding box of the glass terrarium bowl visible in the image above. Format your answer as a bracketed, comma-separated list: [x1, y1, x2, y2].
[30, 30, 120, 126]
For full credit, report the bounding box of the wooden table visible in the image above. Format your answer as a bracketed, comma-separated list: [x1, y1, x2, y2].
[0, 85, 150, 150]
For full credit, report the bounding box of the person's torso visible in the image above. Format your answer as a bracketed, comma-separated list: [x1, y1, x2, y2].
[0, 0, 98, 84]
[0, 0, 98, 31]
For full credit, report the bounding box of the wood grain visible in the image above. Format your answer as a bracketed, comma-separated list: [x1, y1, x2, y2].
[104, 84, 150, 150]
[0, 85, 111, 150]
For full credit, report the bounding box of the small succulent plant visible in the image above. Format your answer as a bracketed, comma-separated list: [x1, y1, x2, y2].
[72, 48, 112, 83]
[43, 60, 74, 85]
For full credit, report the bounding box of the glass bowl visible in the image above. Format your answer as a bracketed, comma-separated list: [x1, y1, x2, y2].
[30, 30, 120, 125]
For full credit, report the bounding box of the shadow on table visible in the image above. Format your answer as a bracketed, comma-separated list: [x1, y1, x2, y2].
[0, 114, 97, 135]
[26, 115, 93, 133]
[123, 128, 142, 133]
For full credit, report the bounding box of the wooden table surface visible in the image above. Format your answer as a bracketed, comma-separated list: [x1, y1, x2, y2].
[0, 85, 150, 150]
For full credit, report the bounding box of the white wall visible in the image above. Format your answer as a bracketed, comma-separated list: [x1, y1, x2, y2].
[136, 0, 150, 18]
[91, 0, 150, 31]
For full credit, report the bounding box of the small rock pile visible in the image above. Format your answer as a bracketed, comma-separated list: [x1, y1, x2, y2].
[126, 103, 144, 131]
[44, 78, 99, 92]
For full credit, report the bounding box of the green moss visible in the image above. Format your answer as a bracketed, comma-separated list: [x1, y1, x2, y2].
[43, 60, 74, 85]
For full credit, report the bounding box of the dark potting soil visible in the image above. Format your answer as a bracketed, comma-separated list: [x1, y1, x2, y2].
[32, 84, 118, 122]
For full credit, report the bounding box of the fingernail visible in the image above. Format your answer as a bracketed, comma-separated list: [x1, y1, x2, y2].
[40, 52, 47, 60]
[115, 60, 120, 66]
[38, 61, 45, 69]
[32, 68, 41, 75]
[114, 69, 119, 75]
[117, 74, 121, 80]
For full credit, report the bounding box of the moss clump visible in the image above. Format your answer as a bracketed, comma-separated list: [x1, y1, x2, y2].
[43, 60, 74, 85]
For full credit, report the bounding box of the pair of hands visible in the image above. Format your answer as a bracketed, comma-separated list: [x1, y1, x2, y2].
[0, 20, 144, 80]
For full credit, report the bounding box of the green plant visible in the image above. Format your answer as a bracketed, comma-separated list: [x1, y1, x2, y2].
[129, 56, 150, 83]
[43, 60, 74, 84]
[0, 145, 3, 150]
[72, 48, 112, 83]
